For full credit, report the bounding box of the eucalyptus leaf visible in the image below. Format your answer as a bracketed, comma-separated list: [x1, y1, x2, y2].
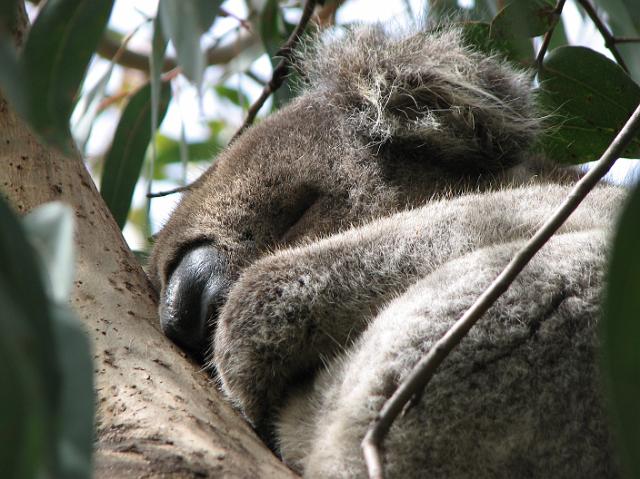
[151, 127, 223, 179]
[602, 183, 640, 479]
[460, 22, 512, 58]
[0, 284, 47, 479]
[23, 202, 75, 304]
[538, 46, 640, 164]
[20, 0, 114, 152]
[0, 197, 60, 478]
[215, 84, 250, 108]
[101, 80, 171, 229]
[158, 0, 223, 87]
[0, 38, 26, 119]
[52, 303, 94, 479]
[0, 0, 18, 33]
[72, 64, 114, 153]
[489, 0, 556, 63]
[491, 0, 556, 38]
[149, 15, 168, 165]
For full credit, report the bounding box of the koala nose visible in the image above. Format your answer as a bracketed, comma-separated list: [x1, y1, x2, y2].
[159, 244, 230, 359]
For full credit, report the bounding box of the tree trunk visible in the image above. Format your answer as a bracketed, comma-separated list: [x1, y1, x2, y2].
[0, 3, 298, 478]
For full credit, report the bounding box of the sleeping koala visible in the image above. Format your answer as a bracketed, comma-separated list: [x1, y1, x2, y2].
[149, 26, 623, 478]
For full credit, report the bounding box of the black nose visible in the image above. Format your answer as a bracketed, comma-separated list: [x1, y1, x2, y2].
[159, 244, 230, 359]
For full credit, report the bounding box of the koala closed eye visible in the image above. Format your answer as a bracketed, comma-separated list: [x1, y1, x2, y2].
[150, 24, 623, 478]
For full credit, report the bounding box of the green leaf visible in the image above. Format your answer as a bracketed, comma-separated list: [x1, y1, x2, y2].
[23, 203, 75, 304]
[158, 0, 223, 87]
[489, 0, 556, 63]
[52, 303, 94, 479]
[0, 199, 93, 479]
[214, 84, 250, 108]
[491, 0, 556, 38]
[101, 81, 171, 229]
[538, 46, 640, 164]
[602, 183, 640, 479]
[0, 0, 18, 34]
[0, 38, 26, 119]
[0, 284, 47, 479]
[20, 0, 114, 152]
[151, 126, 223, 179]
[149, 15, 168, 162]
[0, 197, 60, 478]
[460, 22, 512, 58]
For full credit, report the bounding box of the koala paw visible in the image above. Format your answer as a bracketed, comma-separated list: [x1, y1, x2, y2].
[212, 256, 320, 428]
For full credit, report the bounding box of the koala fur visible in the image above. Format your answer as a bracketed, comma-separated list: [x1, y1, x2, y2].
[150, 25, 624, 478]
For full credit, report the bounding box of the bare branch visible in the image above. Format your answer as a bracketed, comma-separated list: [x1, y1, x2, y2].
[231, 0, 319, 142]
[576, 0, 629, 73]
[146, 184, 190, 199]
[362, 101, 640, 479]
[96, 29, 259, 73]
[535, 0, 567, 69]
[613, 37, 640, 43]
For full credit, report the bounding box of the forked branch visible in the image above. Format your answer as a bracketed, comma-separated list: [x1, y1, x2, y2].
[231, 0, 319, 142]
[575, 0, 630, 73]
[362, 103, 640, 479]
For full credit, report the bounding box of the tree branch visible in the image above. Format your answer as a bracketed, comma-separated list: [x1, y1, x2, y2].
[231, 0, 319, 142]
[613, 37, 640, 43]
[96, 28, 259, 73]
[362, 101, 640, 479]
[147, 184, 190, 198]
[535, 0, 566, 68]
[576, 0, 629, 73]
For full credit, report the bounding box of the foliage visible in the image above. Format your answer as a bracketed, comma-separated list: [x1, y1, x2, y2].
[100, 80, 171, 228]
[0, 0, 637, 241]
[603, 185, 640, 479]
[0, 199, 94, 479]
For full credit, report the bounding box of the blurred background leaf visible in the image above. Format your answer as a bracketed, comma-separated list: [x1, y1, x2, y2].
[100, 80, 171, 229]
[20, 0, 114, 152]
[158, 0, 223, 88]
[602, 183, 640, 479]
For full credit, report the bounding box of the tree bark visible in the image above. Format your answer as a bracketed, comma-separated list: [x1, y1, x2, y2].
[0, 3, 298, 478]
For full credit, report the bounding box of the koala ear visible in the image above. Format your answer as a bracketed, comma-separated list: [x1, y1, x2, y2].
[296, 26, 542, 174]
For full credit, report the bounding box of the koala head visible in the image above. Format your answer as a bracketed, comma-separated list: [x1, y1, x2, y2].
[149, 26, 543, 358]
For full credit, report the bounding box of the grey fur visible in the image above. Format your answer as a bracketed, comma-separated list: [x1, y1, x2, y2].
[150, 25, 623, 478]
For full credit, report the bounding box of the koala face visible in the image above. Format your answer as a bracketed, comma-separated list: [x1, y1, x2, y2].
[149, 97, 398, 356]
[149, 26, 541, 358]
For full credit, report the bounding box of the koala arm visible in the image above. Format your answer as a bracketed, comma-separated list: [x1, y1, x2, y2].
[295, 230, 612, 478]
[213, 184, 621, 428]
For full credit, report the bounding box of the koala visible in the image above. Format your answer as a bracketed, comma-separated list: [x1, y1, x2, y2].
[149, 25, 624, 478]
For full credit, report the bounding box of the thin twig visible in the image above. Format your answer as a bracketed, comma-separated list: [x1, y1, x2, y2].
[613, 37, 640, 43]
[535, 0, 566, 69]
[147, 185, 190, 199]
[362, 101, 640, 479]
[230, 0, 318, 142]
[576, 0, 629, 73]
